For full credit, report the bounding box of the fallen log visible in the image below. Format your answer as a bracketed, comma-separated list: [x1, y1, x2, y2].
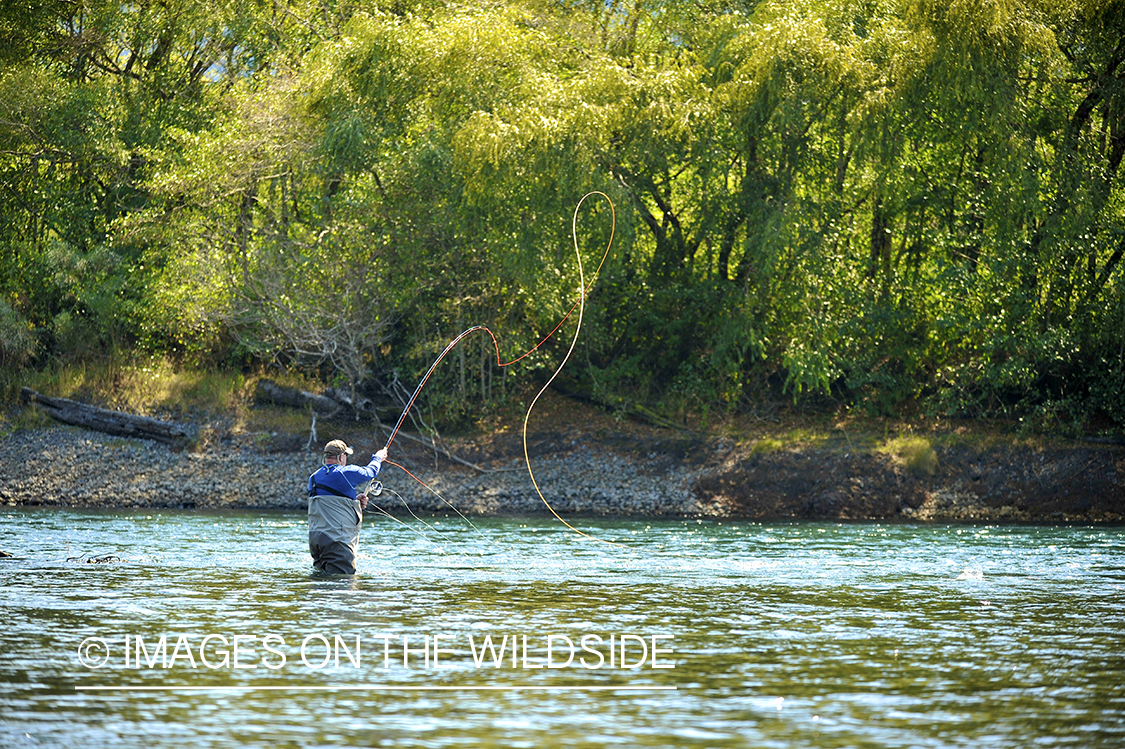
[255, 378, 399, 421]
[20, 388, 190, 445]
[254, 378, 341, 415]
[1082, 435, 1125, 446]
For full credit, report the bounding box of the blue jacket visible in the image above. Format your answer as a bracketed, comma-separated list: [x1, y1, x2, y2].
[307, 454, 384, 500]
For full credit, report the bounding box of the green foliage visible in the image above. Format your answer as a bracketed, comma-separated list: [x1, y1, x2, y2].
[878, 434, 938, 476]
[0, 0, 1123, 431]
[0, 299, 36, 369]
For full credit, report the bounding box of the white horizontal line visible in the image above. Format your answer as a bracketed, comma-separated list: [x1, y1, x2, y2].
[75, 684, 677, 692]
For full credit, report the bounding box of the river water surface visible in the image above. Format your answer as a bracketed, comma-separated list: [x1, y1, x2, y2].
[1, 509, 1123, 748]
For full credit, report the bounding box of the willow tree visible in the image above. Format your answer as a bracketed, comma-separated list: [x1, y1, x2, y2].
[830, 0, 1125, 420]
[296, 6, 607, 406]
[0, 0, 305, 362]
[11, 0, 1120, 428]
[446, 0, 1125, 424]
[124, 4, 586, 405]
[453, 0, 886, 404]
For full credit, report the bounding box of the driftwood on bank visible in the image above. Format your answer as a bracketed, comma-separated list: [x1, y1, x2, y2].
[254, 379, 341, 416]
[1082, 435, 1125, 446]
[20, 388, 190, 445]
[254, 378, 401, 421]
[254, 379, 492, 470]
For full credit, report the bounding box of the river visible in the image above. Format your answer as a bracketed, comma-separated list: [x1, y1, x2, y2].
[1, 509, 1122, 748]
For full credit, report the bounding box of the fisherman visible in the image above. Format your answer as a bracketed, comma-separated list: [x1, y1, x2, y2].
[307, 439, 387, 574]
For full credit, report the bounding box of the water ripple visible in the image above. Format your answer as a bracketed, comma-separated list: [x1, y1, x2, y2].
[1, 510, 1122, 748]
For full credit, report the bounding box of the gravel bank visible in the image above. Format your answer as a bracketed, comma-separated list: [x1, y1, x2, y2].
[3, 423, 1121, 522]
[0, 426, 711, 517]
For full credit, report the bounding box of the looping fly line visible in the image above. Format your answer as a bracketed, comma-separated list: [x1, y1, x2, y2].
[381, 192, 622, 545]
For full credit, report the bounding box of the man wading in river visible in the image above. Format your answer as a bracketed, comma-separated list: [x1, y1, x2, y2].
[308, 439, 387, 574]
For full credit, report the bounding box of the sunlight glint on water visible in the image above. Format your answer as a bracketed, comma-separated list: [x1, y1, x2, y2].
[1, 509, 1123, 748]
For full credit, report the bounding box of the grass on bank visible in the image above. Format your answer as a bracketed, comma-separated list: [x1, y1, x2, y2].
[706, 402, 1069, 469]
[2, 357, 1082, 458]
[2, 356, 321, 438]
[876, 434, 939, 476]
[738, 421, 940, 469]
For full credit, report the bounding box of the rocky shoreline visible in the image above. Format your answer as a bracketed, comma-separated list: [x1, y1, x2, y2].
[0, 426, 705, 517]
[2, 420, 1123, 523]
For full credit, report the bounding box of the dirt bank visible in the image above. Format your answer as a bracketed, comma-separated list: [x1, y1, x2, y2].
[693, 442, 1125, 522]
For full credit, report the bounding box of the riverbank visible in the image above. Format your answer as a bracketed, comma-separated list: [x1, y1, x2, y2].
[1, 391, 1122, 521]
[0, 424, 702, 517]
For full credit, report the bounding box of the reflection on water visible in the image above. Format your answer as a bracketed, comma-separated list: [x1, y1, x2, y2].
[1, 509, 1123, 748]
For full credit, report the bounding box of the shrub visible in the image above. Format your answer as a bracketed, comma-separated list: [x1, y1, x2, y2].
[878, 435, 937, 476]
